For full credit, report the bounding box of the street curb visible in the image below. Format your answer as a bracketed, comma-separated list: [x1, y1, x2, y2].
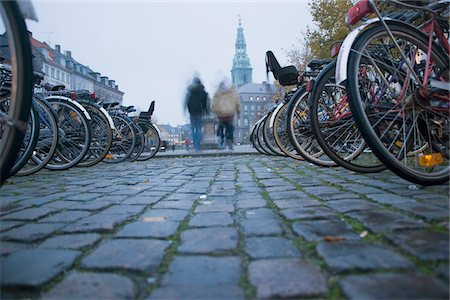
[154, 151, 261, 159]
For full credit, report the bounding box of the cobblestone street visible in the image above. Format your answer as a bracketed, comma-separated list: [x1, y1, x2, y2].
[1, 153, 449, 299]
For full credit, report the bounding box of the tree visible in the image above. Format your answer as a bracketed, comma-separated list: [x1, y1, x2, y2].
[286, 0, 352, 69]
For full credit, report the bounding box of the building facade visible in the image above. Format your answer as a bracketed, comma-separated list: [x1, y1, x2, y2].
[234, 82, 276, 144]
[228, 19, 276, 144]
[29, 33, 123, 104]
[230, 18, 252, 87]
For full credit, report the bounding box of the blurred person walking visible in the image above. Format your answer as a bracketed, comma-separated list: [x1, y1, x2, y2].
[184, 77, 209, 152]
[211, 80, 241, 150]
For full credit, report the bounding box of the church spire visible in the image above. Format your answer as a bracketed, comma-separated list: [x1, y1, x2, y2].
[231, 16, 252, 87]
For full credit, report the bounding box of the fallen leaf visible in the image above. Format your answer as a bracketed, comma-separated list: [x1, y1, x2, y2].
[359, 230, 368, 238]
[324, 236, 346, 242]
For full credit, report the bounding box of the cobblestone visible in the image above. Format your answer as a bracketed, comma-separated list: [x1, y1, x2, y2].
[0, 154, 448, 299]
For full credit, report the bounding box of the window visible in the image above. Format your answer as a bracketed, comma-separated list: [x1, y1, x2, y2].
[257, 105, 261, 111]
[237, 119, 241, 127]
[244, 119, 248, 126]
[56, 70, 60, 80]
[45, 65, 49, 75]
[51, 68, 55, 78]
[244, 105, 248, 111]
[250, 105, 254, 111]
[256, 96, 260, 101]
[262, 97, 266, 101]
[249, 96, 253, 100]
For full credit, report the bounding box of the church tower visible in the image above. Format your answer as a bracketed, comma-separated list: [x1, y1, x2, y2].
[231, 17, 252, 87]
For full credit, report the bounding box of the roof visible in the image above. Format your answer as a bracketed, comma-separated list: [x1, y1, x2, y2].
[236, 82, 276, 94]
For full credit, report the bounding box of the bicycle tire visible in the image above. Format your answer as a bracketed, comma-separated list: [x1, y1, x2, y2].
[9, 100, 40, 176]
[78, 102, 112, 167]
[262, 109, 287, 156]
[103, 115, 136, 163]
[128, 122, 145, 161]
[286, 87, 336, 166]
[256, 116, 277, 155]
[45, 96, 91, 170]
[273, 100, 304, 160]
[347, 22, 449, 185]
[17, 97, 59, 176]
[136, 122, 160, 161]
[0, 1, 33, 185]
[309, 60, 385, 173]
[249, 120, 267, 155]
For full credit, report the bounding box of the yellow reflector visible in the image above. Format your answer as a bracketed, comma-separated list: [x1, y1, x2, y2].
[105, 154, 113, 159]
[70, 111, 77, 118]
[418, 153, 444, 167]
[395, 141, 403, 148]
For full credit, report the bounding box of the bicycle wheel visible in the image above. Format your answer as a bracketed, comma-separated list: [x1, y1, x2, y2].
[9, 100, 39, 176]
[136, 122, 160, 161]
[128, 123, 144, 161]
[263, 109, 287, 156]
[273, 100, 304, 160]
[17, 97, 59, 176]
[78, 102, 112, 167]
[347, 22, 449, 185]
[309, 60, 385, 173]
[249, 120, 266, 155]
[103, 115, 136, 163]
[0, 1, 34, 185]
[256, 116, 277, 155]
[45, 96, 91, 170]
[287, 87, 336, 166]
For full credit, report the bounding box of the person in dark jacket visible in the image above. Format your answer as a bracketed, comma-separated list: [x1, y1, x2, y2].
[184, 77, 209, 151]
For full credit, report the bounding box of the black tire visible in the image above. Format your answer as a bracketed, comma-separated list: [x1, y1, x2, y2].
[78, 102, 112, 167]
[273, 101, 304, 160]
[249, 121, 267, 155]
[136, 122, 160, 161]
[309, 60, 385, 173]
[9, 100, 40, 176]
[17, 97, 59, 176]
[103, 115, 136, 163]
[262, 109, 286, 156]
[0, 1, 33, 185]
[256, 116, 277, 155]
[45, 96, 91, 170]
[286, 87, 336, 166]
[347, 22, 449, 185]
[128, 123, 145, 161]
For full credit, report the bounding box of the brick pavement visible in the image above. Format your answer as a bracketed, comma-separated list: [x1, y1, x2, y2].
[0, 154, 449, 299]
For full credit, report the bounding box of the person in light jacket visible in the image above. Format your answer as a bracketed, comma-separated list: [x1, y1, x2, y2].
[211, 80, 241, 150]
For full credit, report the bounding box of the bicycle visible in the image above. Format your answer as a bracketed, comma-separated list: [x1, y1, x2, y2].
[337, 0, 449, 185]
[0, 0, 37, 185]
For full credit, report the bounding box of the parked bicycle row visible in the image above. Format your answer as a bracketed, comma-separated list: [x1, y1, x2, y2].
[251, 0, 449, 186]
[1, 74, 161, 180]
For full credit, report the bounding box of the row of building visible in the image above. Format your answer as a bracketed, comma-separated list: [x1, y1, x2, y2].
[27, 32, 124, 104]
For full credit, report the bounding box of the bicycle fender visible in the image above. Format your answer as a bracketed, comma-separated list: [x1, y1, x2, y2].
[336, 18, 383, 85]
[268, 102, 285, 129]
[17, 0, 38, 21]
[151, 123, 161, 136]
[98, 106, 116, 130]
[45, 96, 92, 121]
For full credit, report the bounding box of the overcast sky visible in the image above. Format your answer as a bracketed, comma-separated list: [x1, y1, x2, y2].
[27, 0, 312, 126]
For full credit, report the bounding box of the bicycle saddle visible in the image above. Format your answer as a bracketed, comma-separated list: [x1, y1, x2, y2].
[307, 59, 333, 71]
[265, 50, 299, 86]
